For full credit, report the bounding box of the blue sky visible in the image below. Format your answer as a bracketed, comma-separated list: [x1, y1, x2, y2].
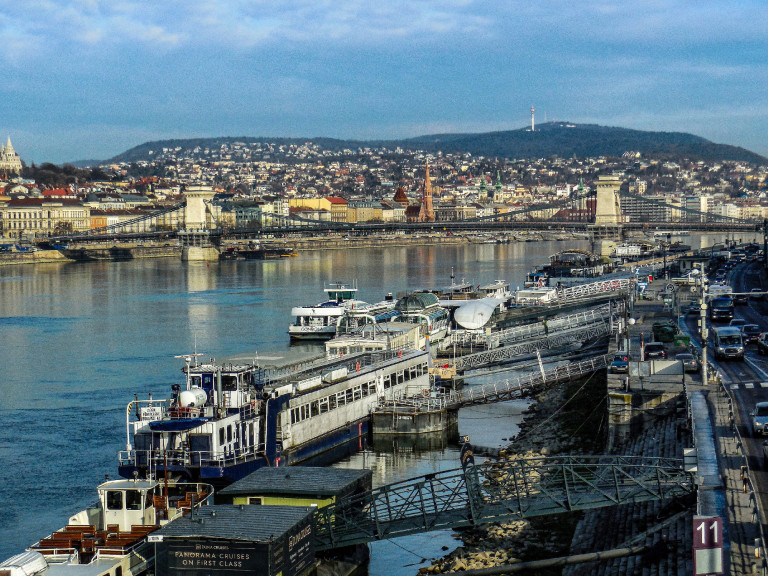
[2, 1, 767, 164]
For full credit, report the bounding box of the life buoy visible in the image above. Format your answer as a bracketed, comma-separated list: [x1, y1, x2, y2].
[398, 350, 402, 358]
[355, 361, 361, 372]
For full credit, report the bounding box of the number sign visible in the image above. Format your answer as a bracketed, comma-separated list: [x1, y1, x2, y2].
[693, 516, 724, 575]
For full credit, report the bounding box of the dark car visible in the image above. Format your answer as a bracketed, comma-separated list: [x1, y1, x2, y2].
[751, 288, 764, 300]
[644, 342, 667, 360]
[758, 333, 768, 355]
[743, 324, 762, 345]
[675, 352, 699, 373]
[688, 303, 701, 315]
[609, 352, 629, 374]
[733, 293, 749, 305]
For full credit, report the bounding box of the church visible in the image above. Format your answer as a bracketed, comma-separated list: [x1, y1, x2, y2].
[0, 136, 23, 176]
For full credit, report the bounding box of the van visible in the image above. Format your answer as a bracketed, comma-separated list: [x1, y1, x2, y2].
[711, 326, 744, 360]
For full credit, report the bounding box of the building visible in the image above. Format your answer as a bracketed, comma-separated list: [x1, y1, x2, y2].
[0, 137, 22, 176]
[1, 197, 90, 239]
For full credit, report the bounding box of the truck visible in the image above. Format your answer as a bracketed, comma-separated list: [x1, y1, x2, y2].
[708, 295, 734, 322]
[708, 284, 733, 298]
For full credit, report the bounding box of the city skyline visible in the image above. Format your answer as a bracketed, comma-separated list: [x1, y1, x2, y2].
[2, 1, 767, 164]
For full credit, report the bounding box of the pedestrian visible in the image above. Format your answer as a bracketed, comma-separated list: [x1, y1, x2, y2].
[543, 319, 549, 335]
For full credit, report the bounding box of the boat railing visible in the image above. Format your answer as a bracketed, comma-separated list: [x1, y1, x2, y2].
[120, 445, 267, 469]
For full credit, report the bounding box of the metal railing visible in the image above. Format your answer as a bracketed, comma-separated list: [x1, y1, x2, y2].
[314, 455, 693, 550]
[716, 373, 768, 575]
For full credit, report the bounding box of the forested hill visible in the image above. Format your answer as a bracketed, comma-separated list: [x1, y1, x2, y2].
[104, 123, 766, 165]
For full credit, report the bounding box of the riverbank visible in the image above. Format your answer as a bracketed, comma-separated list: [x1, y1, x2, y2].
[0, 230, 586, 266]
[420, 371, 608, 575]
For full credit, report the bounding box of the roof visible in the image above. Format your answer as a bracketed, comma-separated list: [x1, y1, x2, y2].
[326, 196, 348, 205]
[156, 505, 314, 541]
[219, 466, 372, 497]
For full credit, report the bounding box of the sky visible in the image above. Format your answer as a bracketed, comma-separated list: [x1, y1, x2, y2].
[2, 1, 767, 164]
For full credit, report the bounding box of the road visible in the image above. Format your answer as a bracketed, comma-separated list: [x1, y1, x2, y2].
[702, 261, 768, 518]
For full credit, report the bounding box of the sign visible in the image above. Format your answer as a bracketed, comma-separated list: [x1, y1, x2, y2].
[166, 541, 259, 573]
[693, 516, 724, 575]
[140, 405, 163, 421]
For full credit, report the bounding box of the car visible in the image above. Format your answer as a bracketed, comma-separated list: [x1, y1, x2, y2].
[757, 333, 768, 355]
[751, 288, 764, 301]
[609, 352, 629, 374]
[643, 342, 666, 360]
[687, 303, 701, 315]
[742, 324, 762, 344]
[675, 352, 699, 373]
[733, 293, 749, 305]
[729, 318, 746, 330]
[753, 402, 768, 436]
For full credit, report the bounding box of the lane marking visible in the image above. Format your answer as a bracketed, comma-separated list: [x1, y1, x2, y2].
[745, 383, 755, 389]
[731, 384, 740, 390]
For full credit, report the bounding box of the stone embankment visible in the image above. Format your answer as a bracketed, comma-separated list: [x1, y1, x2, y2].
[421, 365, 692, 575]
[420, 372, 607, 575]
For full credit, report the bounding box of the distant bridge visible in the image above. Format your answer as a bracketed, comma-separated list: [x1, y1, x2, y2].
[45, 185, 763, 244]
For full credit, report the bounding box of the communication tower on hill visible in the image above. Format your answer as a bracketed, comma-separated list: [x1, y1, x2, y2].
[531, 107, 535, 132]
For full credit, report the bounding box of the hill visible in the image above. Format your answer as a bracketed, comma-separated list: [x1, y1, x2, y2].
[101, 123, 767, 165]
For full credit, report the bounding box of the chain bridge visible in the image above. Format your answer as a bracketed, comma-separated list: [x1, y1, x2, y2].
[313, 455, 693, 550]
[47, 179, 764, 244]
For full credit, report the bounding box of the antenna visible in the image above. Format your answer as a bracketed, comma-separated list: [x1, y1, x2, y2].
[531, 106, 535, 132]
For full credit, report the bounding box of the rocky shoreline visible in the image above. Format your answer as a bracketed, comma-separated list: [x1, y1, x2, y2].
[420, 371, 608, 575]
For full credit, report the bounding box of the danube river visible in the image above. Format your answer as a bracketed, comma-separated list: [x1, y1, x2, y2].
[0, 234, 735, 569]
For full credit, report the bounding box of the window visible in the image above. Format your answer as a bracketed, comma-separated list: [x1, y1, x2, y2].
[106, 491, 123, 510]
[227, 425, 232, 442]
[219, 428, 225, 444]
[126, 490, 142, 511]
[249, 497, 263, 505]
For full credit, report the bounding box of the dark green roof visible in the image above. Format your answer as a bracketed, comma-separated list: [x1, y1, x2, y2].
[156, 505, 314, 541]
[219, 466, 372, 497]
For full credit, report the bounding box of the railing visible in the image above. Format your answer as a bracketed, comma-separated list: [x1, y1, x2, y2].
[487, 303, 616, 349]
[118, 444, 267, 469]
[716, 373, 768, 575]
[314, 455, 693, 550]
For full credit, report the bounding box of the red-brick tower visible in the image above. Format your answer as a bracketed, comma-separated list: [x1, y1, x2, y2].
[418, 163, 435, 222]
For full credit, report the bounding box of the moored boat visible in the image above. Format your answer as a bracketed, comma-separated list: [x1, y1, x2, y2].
[0, 477, 212, 576]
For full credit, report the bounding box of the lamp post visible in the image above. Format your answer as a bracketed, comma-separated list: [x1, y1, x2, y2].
[698, 267, 709, 386]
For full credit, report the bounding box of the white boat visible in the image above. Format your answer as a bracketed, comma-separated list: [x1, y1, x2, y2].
[0, 477, 212, 576]
[288, 281, 363, 340]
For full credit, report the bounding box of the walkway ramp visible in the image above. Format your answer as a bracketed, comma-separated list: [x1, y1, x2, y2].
[314, 455, 693, 550]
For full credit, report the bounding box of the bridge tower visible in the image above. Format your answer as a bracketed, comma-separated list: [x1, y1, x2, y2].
[418, 163, 435, 222]
[591, 175, 623, 240]
[183, 185, 217, 230]
[181, 185, 219, 261]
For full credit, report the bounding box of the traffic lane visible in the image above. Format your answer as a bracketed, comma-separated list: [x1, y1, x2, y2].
[729, 383, 768, 509]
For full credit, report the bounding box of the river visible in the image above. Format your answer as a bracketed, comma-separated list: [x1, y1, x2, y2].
[0, 234, 738, 569]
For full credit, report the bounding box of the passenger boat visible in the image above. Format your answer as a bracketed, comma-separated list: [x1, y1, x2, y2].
[117, 349, 431, 487]
[0, 477, 212, 576]
[288, 281, 361, 340]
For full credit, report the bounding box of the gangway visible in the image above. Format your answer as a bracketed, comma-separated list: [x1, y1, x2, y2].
[487, 303, 618, 349]
[555, 277, 636, 304]
[451, 318, 617, 372]
[381, 353, 612, 413]
[314, 455, 693, 550]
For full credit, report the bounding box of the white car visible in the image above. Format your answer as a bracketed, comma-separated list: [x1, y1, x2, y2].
[753, 402, 768, 436]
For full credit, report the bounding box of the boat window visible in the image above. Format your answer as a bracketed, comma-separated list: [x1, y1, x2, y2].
[345, 389, 353, 403]
[249, 423, 255, 445]
[227, 425, 232, 442]
[319, 398, 329, 413]
[115, 567, 123, 576]
[353, 386, 362, 401]
[310, 401, 319, 417]
[106, 490, 123, 510]
[202, 374, 214, 387]
[190, 375, 202, 388]
[383, 374, 392, 389]
[219, 428, 225, 445]
[329, 396, 337, 410]
[126, 490, 142, 511]
[222, 376, 237, 391]
[337, 392, 346, 406]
